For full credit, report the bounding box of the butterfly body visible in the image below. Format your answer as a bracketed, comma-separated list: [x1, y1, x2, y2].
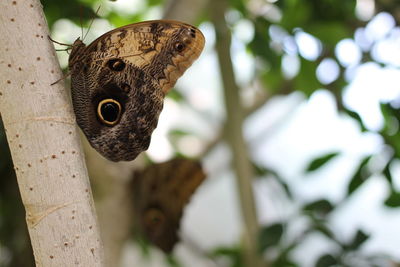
[68, 21, 205, 161]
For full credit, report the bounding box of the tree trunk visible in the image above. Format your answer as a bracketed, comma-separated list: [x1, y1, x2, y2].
[0, 1, 104, 266]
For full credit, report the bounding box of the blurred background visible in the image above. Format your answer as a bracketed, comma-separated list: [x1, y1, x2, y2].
[1, 0, 400, 266]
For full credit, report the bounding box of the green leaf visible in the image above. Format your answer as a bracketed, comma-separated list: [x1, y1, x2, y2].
[272, 241, 300, 267]
[42, 0, 97, 28]
[167, 89, 185, 102]
[293, 58, 321, 97]
[312, 221, 336, 241]
[273, 257, 298, 267]
[384, 190, 400, 208]
[383, 163, 394, 187]
[134, 235, 151, 257]
[315, 254, 338, 267]
[347, 156, 372, 196]
[380, 103, 400, 135]
[105, 12, 143, 28]
[211, 247, 242, 267]
[303, 199, 334, 216]
[229, 0, 247, 15]
[278, 0, 311, 30]
[252, 162, 282, 177]
[379, 103, 400, 158]
[343, 108, 368, 132]
[259, 223, 284, 252]
[253, 164, 294, 199]
[147, 0, 164, 7]
[168, 129, 193, 138]
[345, 229, 369, 250]
[307, 22, 350, 47]
[166, 254, 181, 267]
[305, 152, 340, 172]
[260, 68, 284, 94]
[248, 18, 279, 67]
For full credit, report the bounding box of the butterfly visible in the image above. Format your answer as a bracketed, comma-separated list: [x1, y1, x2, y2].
[68, 20, 205, 161]
[132, 158, 206, 253]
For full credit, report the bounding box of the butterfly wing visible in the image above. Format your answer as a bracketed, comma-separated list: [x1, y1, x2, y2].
[132, 158, 206, 253]
[68, 21, 205, 161]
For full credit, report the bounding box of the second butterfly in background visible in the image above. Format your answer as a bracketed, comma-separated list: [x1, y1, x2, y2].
[132, 158, 206, 253]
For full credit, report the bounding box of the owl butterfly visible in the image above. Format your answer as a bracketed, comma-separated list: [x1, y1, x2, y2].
[68, 21, 205, 161]
[132, 158, 206, 253]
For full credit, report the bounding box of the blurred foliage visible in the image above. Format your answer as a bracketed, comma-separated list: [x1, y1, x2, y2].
[2, 0, 400, 266]
[304, 152, 340, 172]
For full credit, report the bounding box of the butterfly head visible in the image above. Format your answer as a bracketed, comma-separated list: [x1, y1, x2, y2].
[68, 38, 87, 68]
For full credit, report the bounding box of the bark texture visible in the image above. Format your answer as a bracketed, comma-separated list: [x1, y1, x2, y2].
[0, 1, 104, 266]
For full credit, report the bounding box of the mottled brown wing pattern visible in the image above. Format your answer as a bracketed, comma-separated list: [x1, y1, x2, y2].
[68, 21, 205, 161]
[132, 158, 206, 253]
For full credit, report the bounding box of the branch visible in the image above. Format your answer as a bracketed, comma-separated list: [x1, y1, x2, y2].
[211, 1, 264, 267]
[163, 0, 210, 23]
[0, 1, 104, 265]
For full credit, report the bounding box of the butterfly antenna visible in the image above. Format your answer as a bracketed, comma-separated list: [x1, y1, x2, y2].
[48, 36, 71, 47]
[80, 6, 84, 39]
[83, 5, 101, 42]
[50, 71, 71, 86]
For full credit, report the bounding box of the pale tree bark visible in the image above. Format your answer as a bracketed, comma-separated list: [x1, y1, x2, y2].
[0, 1, 104, 266]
